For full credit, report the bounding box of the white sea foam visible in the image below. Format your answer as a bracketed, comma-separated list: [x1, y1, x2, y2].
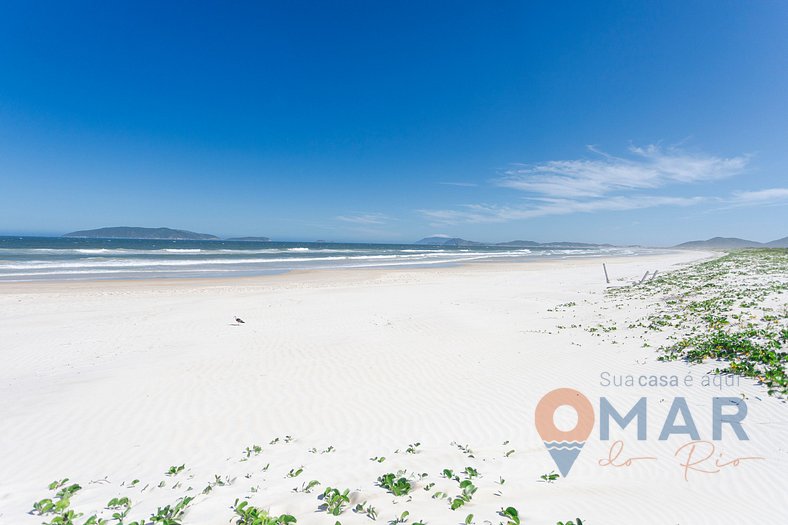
[0, 240, 655, 281]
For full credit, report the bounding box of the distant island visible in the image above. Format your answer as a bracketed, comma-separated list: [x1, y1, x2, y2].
[63, 227, 219, 240]
[497, 240, 616, 248]
[414, 236, 615, 248]
[226, 237, 272, 242]
[415, 234, 788, 249]
[414, 236, 485, 247]
[674, 236, 788, 249]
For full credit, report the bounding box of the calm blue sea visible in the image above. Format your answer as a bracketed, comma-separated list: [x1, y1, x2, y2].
[0, 236, 647, 282]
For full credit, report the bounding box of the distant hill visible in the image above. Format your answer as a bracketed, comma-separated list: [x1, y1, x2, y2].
[414, 236, 456, 245]
[442, 238, 486, 247]
[63, 227, 219, 240]
[226, 236, 272, 242]
[674, 237, 764, 249]
[416, 237, 614, 248]
[498, 240, 615, 248]
[495, 240, 541, 247]
[414, 236, 485, 247]
[540, 241, 615, 248]
[766, 236, 788, 248]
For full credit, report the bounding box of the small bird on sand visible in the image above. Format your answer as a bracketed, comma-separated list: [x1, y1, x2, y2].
[235, 316, 245, 324]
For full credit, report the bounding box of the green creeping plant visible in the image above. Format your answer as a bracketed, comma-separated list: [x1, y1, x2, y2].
[440, 469, 458, 481]
[202, 474, 234, 494]
[133, 495, 193, 525]
[32, 498, 56, 515]
[389, 511, 426, 525]
[32, 480, 84, 522]
[165, 465, 185, 476]
[462, 467, 479, 479]
[609, 249, 788, 397]
[233, 500, 297, 525]
[57, 484, 82, 499]
[450, 498, 465, 511]
[46, 508, 85, 524]
[106, 497, 132, 521]
[556, 520, 584, 525]
[540, 471, 560, 483]
[48, 479, 70, 490]
[286, 467, 304, 478]
[451, 442, 475, 458]
[450, 480, 477, 510]
[293, 479, 321, 493]
[243, 445, 263, 458]
[319, 487, 351, 516]
[499, 506, 521, 525]
[353, 501, 378, 521]
[269, 436, 294, 445]
[377, 473, 412, 496]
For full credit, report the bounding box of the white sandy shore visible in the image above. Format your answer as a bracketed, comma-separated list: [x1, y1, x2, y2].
[1, 250, 786, 524]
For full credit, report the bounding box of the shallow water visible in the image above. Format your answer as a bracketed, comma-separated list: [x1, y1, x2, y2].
[0, 236, 652, 281]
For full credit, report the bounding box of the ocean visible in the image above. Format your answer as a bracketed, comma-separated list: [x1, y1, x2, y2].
[0, 236, 648, 282]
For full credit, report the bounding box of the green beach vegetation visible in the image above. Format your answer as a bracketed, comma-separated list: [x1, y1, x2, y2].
[610, 249, 787, 396]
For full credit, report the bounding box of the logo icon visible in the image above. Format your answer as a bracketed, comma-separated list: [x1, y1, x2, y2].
[535, 388, 594, 477]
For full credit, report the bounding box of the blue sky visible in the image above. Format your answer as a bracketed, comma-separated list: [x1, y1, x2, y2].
[1, 1, 786, 245]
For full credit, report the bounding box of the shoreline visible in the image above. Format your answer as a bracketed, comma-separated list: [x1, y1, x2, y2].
[0, 237, 686, 285]
[0, 249, 713, 293]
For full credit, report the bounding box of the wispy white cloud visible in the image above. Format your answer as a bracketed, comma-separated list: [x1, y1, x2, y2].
[497, 145, 748, 198]
[421, 144, 754, 225]
[336, 212, 392, 225]
[729, 187, 788, 205]
[421, 195, 706, 224]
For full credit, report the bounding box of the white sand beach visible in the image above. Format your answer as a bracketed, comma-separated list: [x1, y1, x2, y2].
[2, 250, 786, 524]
